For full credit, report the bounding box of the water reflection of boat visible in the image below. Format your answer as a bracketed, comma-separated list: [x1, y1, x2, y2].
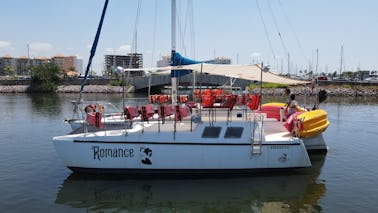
[55, 153, 326, 212]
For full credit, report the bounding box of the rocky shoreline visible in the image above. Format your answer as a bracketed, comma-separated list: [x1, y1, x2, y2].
[0, 85, 377, 97]
[249, 86, 378, 97]
[0, 85, 134, 94]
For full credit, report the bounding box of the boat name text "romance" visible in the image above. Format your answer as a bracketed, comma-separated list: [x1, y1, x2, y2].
[92, 146, 134, 160]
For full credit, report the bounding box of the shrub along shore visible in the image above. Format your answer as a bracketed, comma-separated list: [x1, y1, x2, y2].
[0, 85, 378, 97]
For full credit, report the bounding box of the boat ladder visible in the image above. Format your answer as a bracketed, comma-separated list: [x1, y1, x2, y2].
[251, 113, 263, 155]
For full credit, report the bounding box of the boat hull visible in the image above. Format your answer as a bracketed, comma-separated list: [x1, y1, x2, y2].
[53, 129, 311, 174]
[303, 133, 328, 151]
[262, 103, 329, 150]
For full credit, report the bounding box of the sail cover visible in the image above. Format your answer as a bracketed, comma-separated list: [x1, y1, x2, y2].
[170, 51, 200, 77]
[80, 0, 109, 94]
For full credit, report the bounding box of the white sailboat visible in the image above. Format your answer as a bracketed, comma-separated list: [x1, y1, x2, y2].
[54, 107, 311, 173]
[52, 0, 313, 174]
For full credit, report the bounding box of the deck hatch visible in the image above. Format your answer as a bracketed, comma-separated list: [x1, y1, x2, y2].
[224, 127, 244, 138]
[201, 126, 222, 138]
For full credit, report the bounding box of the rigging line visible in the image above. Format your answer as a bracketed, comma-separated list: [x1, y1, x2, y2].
[183, 0, 196, 59]
[131, 0, 143, 54]
[266, 0, 289, 55]
[277, 0, 310, 63]
[176, 0, 194, 57]
[148, 0, 158, 97]
[255, 0, 276, 60]
[176, 1, 188, 56]
[150, 0, 158, 68]
[183, 0, 191, 56]
[189, 0, 196, 59]
[126, 0, 142, 93]
[175, 1, 183, 54]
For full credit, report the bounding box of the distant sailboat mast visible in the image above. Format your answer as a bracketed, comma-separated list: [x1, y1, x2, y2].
[287, 53, 290, 75]
[339, 45, 344, 78]
[315, 48, 319, 75]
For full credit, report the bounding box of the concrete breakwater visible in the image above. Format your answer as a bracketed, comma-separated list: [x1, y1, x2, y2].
[0, 85, 377, 97]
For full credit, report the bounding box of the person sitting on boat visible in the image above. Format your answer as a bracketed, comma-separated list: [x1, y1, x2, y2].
[286, 94, 299, 115]
[284, 88, 291, 107]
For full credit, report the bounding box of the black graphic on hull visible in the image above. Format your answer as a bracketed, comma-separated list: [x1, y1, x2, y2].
[140, 147, 152, 165]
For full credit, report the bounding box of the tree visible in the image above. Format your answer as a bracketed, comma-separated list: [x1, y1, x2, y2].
[3, 66, 14, 77]
[105, 68, 121, 79]
[29, 63, 62, 93]
[89, 69, 97, 77]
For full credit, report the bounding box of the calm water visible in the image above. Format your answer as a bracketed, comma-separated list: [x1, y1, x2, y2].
[1, 93, 378, 212]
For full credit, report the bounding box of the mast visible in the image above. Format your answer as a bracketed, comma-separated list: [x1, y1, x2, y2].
[315, 48, 319, 75]
[287, 52, 290, 75]
[171, 0, 178, 105]
[339, 45, 343, 79]
[171, 0, 176, 52]
[78, 0, 109, 102]
[27, 44, 30, 58]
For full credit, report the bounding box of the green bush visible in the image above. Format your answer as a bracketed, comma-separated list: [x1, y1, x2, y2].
[249, 82, 288, 89]
[341, 84, 351, 89]
[109, 80, 127, 86]
[29, 64, 62, 93]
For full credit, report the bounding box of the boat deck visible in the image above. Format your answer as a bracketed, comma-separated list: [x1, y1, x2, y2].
[263, 120, 293, 142]
[69, 109, 296, 144]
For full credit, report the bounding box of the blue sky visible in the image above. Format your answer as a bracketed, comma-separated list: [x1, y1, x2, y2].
[1, 0, 378, 75]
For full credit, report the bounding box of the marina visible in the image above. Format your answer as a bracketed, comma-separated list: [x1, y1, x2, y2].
[51, 0, 330, 174]
[1, 93, 378, 212]
[2, 0, 378, 212]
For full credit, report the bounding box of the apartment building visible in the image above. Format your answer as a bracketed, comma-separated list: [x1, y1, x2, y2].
[0, 55, 79, 76]
[104, 53, 143, 77]
[51, 55, 77, 74]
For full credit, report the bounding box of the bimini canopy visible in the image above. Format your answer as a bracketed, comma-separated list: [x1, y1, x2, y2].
[160, 63, 309, 85]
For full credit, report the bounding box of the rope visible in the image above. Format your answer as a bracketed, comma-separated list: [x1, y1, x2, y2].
[255, 0, 276, 60]
[277, 0, 310, 63]
[125, 0, 143, 94]
[148, 0, 158, 97]
[176, 0, 195, 58]
[266, 0, 289, 55]
[131, 0, 142, 54]
[189, 0, 196, 58]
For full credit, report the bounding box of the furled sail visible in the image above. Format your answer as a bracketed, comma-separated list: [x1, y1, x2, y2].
[79, 0, 109, 96]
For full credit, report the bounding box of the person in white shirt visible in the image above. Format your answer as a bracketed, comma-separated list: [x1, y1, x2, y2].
[287, 94, 299, 115]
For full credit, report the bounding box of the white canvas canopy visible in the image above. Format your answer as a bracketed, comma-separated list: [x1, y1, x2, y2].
[164, 63, 309, 85]
[122, 63, 309, 85]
